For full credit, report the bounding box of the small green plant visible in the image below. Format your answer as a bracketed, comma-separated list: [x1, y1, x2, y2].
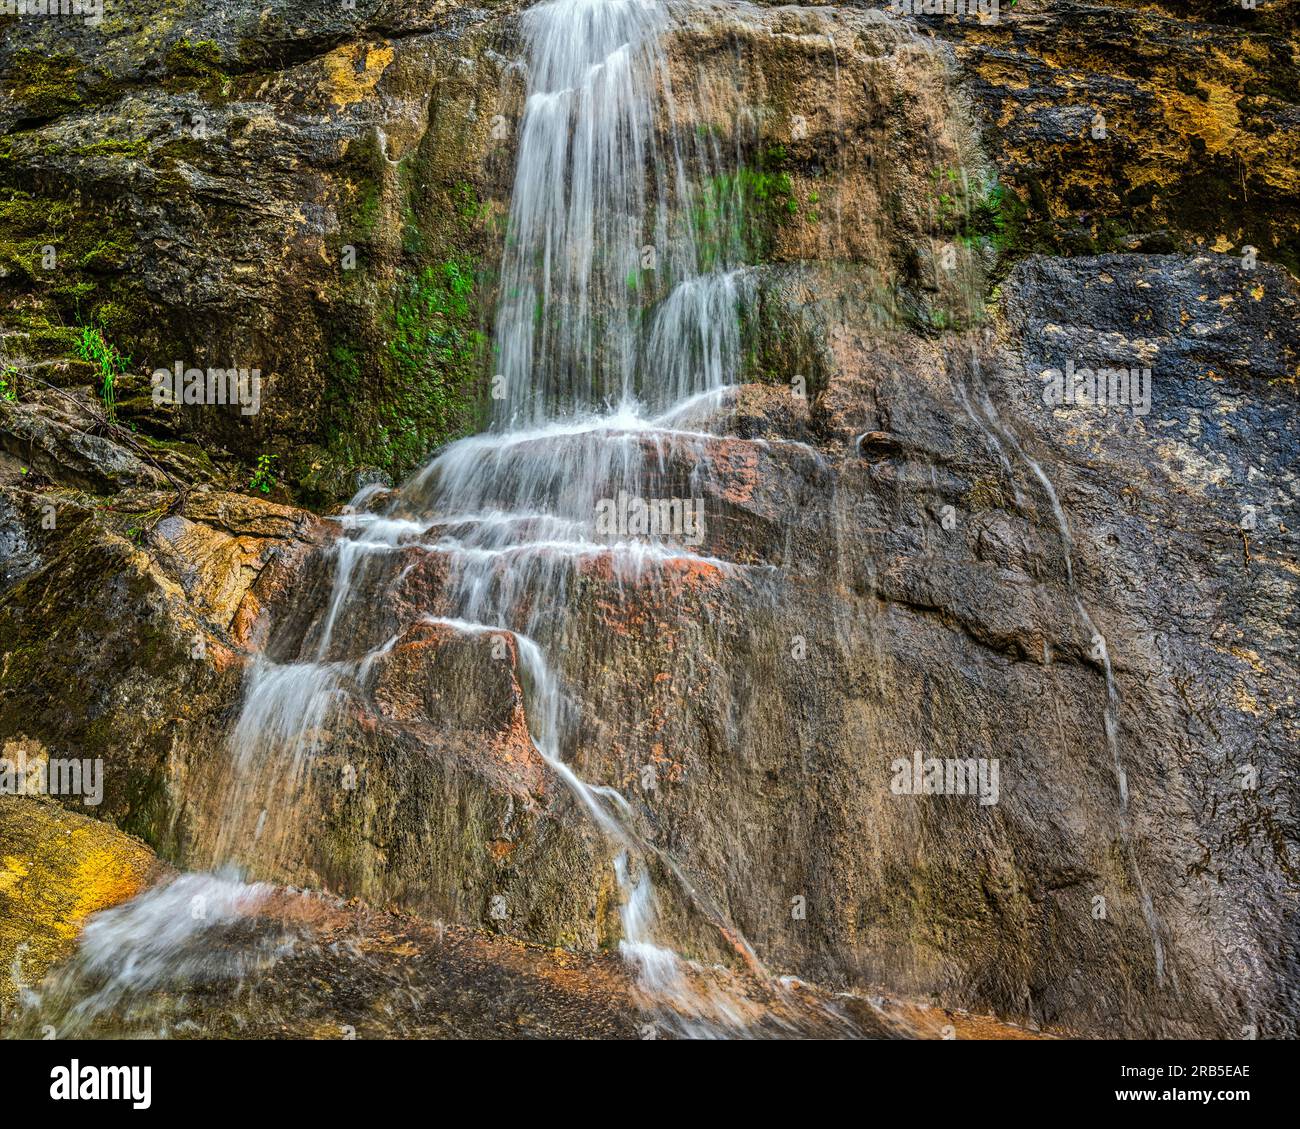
[0, 364, 17, 401]
[930, 165, 1020, 257]
[123, 503, 166, 545]
[249, 452, 277, 494]
[75, 323, 130, 422]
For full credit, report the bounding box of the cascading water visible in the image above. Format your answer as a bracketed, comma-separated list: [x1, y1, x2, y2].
[172, 0, 775, 1032]
[387, 0, 758, 1013]
[497, 0, 706, 420]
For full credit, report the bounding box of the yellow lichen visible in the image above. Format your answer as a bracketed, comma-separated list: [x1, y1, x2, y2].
[320, 42, 396, 109]
[0, 797, 156, 1011]
[1234, 686, 1262, 717]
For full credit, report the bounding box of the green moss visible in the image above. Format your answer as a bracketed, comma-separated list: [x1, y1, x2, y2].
[5, 50, 83, 119]
[0, 309, 78, 358]
[350, 181, 382, 240]
[382, 259, 484, 455]
[74, 139, 152, 161]
[166, 38, 224, 76]
[331, 131, 389, 256]
[739, 283, 829, 396]
[694, 145, 801, 267]
[135, 434, 218, 479]
[163, 38, 230, 97]
[307, 141, 495, 498]
[963, 475, 1012, 512]
[296, 256, 487, 502]
[0, 192, 71, 279]
[78, 237, 131, 273]
[0, 186, 145, 360]
[931, 167, 1024, 259]
[401, 216, 425, 256]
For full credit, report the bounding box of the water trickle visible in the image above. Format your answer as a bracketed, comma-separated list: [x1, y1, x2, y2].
[960, 351, 1167, 987]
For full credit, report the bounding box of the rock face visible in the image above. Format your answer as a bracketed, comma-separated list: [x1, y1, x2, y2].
[0, 812, 1044, 1039]
[166, 249, 1293, 1039]
[1, 1, 1297, 1040]
[0, 460, 325, 847]
[804, 252, 1298, 1038]
[931, 0, 1300, 272]
[1, 0, 518, 499]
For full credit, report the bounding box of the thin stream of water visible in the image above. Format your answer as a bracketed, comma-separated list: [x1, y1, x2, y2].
[959, 351, 1167, 987]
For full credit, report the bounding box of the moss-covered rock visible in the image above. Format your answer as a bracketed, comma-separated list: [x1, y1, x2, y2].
[1, 3, 516, 504]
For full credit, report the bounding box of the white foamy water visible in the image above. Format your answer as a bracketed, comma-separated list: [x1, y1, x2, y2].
[20, 871, 276, 1033]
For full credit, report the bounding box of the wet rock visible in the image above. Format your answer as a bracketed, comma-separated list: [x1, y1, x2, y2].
[0, 0, 1295, 1042]
[0, 470, 325, 846]
[0, 794, 158, 1019]
[0, 388, 173, 493]
[190, 249, 1296, 1038]
[2, 831, 1044, 1040]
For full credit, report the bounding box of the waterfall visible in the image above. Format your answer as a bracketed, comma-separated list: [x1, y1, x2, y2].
[200, 0, 765, 1027]
[19, 0, 871, 1041]
[391, 0, 750, 1007]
